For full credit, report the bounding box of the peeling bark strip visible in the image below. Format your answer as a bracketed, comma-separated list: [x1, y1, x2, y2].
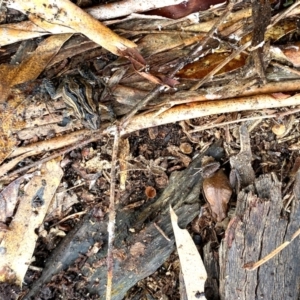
[5, 0, 137, 56]
[85, 0, 186, 20]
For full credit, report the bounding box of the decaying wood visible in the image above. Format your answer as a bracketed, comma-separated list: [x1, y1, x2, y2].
[216, 124, 300, 299]
[219, 173, 300, 299]
[192, 124, 300, 299]
[230, 124, 255, 192]
[22, 144, 224, 300]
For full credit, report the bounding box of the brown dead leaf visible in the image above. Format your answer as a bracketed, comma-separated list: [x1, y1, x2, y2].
[6, 0, 137, 56]
[281, 42, 300, 67]
[265, 19, 297, 42]
[271, 92, 291, 99]
[177, 52, 248, 79]
[121, 47, 146, 70]
[203, 169, 232, 222]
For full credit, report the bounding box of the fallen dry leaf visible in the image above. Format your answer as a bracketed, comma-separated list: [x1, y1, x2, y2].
[203, 169, 232, 222]
[281, 42, 300, 67]
[170, 206, 207, 299]
[0, 158, 63, 286]
[0, 21, 52, 46]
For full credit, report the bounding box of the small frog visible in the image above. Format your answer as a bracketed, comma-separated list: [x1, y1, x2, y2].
[44, 76, 102, 130]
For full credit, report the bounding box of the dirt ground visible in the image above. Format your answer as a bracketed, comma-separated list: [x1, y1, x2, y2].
[1, 0, 300, 299]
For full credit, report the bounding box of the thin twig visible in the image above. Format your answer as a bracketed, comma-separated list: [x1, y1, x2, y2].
[190, 0, 235, 60]
[106, 128, 120, 300]
[1, 134, 101, 180]
[188, 107, 300, 132]
[243, 227, 300, 271]
[154, 222, 171, 241]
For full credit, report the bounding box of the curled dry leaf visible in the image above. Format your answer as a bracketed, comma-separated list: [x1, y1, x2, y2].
[203, 169, 232, 222]
[179, 142, 193, 154]
[272, 124, 286, 136]
[6, 0, 137, 56]
[281, 41, 300, 67]
[147, 0, 226, 19]
[167, 145, 191, 167]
